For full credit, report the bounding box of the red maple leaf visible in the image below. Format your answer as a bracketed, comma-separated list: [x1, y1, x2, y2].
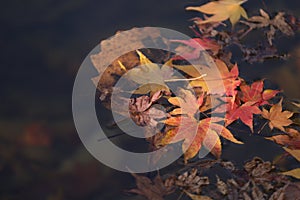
[225, 101, 261, 132]
[239, 80, 280, 105]
[171, 38, 220, 60]
[222, 63, 241, 99]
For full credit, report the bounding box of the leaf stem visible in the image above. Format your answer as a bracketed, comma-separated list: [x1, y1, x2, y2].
[258, 121, 269, 134]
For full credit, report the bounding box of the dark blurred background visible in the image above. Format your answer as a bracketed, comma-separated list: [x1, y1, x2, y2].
[0, 0, 299, 199]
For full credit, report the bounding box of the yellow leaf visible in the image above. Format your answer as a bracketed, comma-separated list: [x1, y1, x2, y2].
[125, 51, 172, 94]
[185, 191, 212, 200]
[283, 147, 300, 162]
[186, 0, 248, 26]
[281, 168, 300, 179]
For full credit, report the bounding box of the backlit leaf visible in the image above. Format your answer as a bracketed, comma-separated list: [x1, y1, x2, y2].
[186, 0, 248, 26]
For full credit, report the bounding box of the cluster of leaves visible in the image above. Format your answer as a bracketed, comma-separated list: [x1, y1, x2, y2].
[129, 157, 300, 200]
[185, 0, 299, 64]
[91, 0, 300, 199]
[116, 50, 296, 164]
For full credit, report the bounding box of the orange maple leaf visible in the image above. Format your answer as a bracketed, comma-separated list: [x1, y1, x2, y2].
[186, 0, 248, 26]
[262, 99, 294, 132]
[168, 88, 204, 118]
[158, 116, 243, 162]
[190, 59, 241, 101]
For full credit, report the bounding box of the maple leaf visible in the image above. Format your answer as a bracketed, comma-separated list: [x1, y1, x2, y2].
[186, 0, 248, 26]
[241, 9, 294, 45]
[171, 38, 220, 60]
[239, 80, 280, 105]
[158, 116, 243, 162]
[190, 59, 241, 99]
[129, 173, 173, 200]
[168, 88, 204, 118]
[225, 101, 261, 132]
[123, 50, 174, 94]
[262, 99, 294, 132]
[265, 128, 300, 149]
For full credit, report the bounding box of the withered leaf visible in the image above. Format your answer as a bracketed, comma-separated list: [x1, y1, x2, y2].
[216, 176, 228, 195]
[129, 173, 173, 200]
[91, 27, 169, 108]
[241, 9, 294, 45]
[129, 91, 166, 127]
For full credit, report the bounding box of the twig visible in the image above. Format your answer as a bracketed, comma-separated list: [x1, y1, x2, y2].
[165, 74, 207, 82]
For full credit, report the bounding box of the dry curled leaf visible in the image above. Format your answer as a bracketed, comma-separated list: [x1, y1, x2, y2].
[91, 28, 169, 108]
[129, 91, 166, 127]
[175, 168, 210, 194]
[241, 9, 294, 45]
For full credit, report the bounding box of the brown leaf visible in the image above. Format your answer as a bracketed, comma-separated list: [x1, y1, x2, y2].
[241, 9, 294, 45]
[266, 129, 300, 150]
[91, 28, 169, 109]
[129, 173, 173, 200]
[129, 91, 166, 127]
[262, 99, 294, 132]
